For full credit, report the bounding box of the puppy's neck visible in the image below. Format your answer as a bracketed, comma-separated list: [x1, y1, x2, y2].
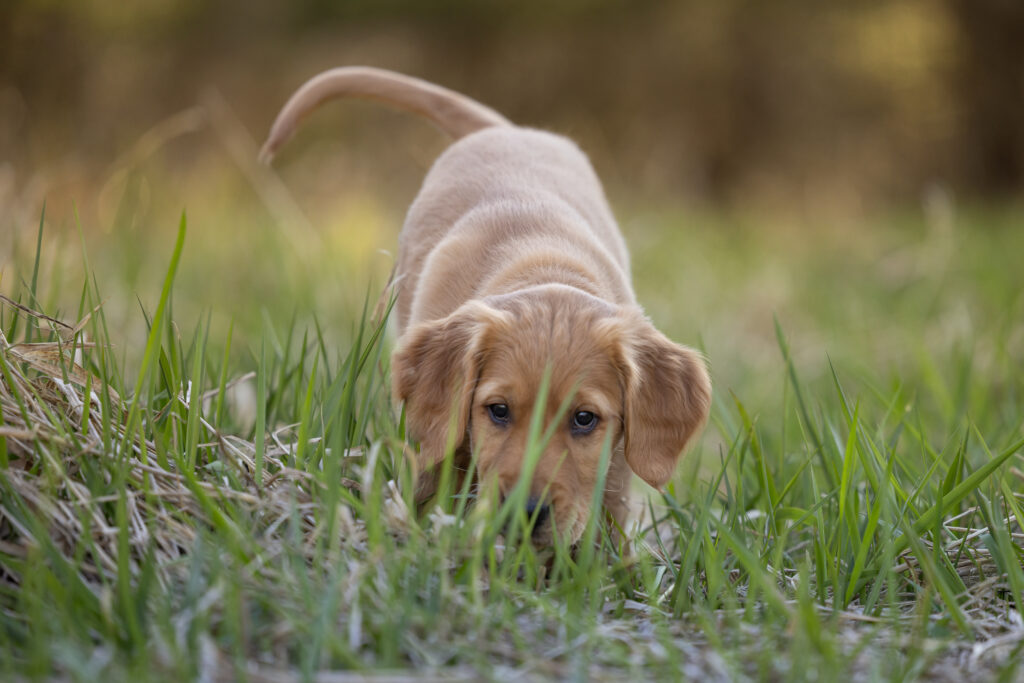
[479, 239, 627, 304]
[482, 258, 604, 300]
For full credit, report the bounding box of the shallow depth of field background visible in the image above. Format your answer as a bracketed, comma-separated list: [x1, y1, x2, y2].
[3, 3, 1024, 679]
[2, 0, 1022, 438]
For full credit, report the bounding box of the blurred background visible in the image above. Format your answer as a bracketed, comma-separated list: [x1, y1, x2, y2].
[4, 0, 1024, 210]
[1, 0, 1022, 422]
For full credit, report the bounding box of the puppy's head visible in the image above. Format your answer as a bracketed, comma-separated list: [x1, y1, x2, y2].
[392, 285, 711, 544]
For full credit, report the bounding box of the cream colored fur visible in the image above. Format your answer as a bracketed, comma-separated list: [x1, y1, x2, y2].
[263, 66, 711, 544]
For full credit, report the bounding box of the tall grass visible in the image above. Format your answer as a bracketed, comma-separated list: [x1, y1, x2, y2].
[1, 206, 1022, 681]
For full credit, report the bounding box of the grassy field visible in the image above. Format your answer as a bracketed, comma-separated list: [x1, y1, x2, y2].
[1, 161, 1023, 680]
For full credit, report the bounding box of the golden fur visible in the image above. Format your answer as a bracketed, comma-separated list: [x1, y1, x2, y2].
[263, 67, 712, 544]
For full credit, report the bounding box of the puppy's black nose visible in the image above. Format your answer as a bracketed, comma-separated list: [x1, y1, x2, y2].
[525, 497, 550, 529]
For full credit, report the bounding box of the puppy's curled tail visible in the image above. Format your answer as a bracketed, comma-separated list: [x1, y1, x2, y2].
[259, 66, 510, 163]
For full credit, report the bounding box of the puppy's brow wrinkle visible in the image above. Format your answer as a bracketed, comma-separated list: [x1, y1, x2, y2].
[265, 66, 711, 545]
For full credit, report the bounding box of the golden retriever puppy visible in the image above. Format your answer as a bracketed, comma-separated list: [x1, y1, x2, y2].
[262, 67, 711, 545]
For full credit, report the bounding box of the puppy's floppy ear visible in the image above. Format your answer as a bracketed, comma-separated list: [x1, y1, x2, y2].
[621, 315, 712, 490]
[392, 302, 507, 468]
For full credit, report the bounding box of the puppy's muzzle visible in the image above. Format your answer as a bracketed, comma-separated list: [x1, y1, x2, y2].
[500, 494, 552, 540]
[524, 497, 551, 532]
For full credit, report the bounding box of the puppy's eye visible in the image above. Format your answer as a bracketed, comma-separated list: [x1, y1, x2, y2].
[571, 410, 598, 434]
[487, 403, 511, 425]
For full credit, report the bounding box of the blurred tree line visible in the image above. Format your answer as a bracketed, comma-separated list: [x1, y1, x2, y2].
[2, 0, 1022, 209]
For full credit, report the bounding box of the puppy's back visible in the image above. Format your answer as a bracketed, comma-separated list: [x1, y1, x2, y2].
[405, 127, 627, 266]
[395, 127, 633, 329]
